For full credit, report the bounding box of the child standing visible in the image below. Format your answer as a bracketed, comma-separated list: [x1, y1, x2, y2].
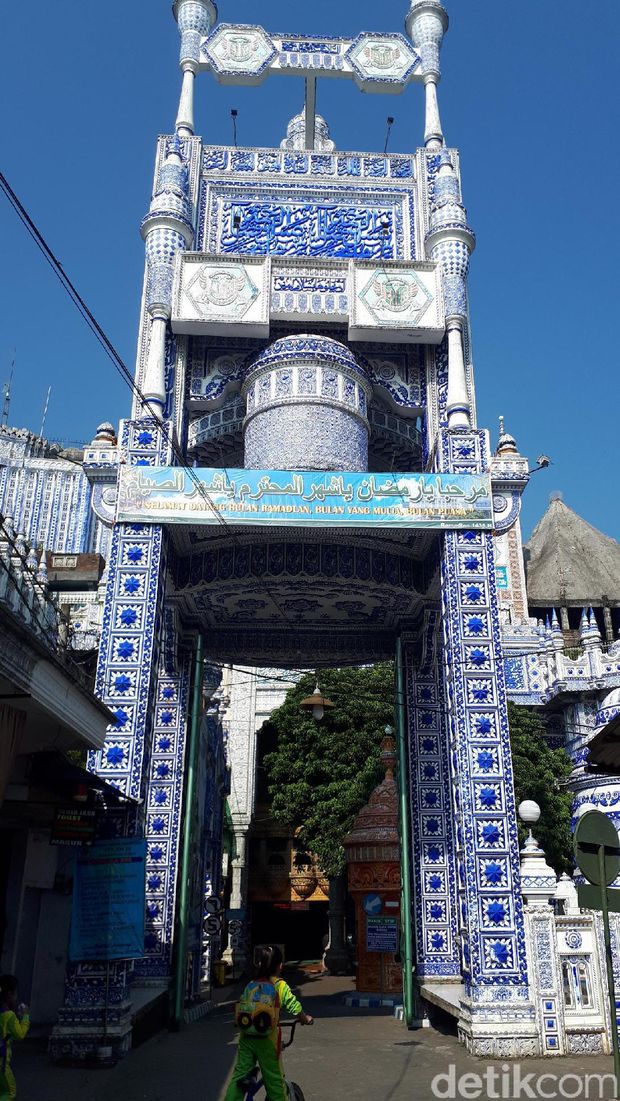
[225, 945, 313, 1101]
[0, 975, 29, 1101]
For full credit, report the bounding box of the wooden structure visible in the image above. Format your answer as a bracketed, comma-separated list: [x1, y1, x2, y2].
[344, 736, 402, 994]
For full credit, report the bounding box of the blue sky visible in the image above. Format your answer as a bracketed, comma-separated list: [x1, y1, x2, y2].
[2, 1, 619, 541]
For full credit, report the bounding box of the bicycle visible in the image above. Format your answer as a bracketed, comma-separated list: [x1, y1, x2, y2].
[238, 1020, 308, 1101]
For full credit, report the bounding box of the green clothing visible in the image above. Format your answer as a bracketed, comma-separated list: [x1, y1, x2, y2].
[224, 1034, 287, 1101]
[0, 1010, 29, 1101]
[224, 978, 303, 1101]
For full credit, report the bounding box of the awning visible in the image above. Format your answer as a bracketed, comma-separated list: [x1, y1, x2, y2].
[586, 714, 620, 774]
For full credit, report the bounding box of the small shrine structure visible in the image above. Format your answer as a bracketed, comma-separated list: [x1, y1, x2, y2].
[344, 737, 402, 997]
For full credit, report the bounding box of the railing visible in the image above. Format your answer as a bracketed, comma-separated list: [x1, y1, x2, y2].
[0, 513, 91, 690]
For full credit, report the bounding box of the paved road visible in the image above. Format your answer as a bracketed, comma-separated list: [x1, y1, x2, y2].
[14, 974, 620, 1100]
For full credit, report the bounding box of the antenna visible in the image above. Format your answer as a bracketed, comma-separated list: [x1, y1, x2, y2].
[40, 385, 51, 440]
[231, 109, 238, 147]
[384, 116, 395, 155]
[1, 354, 15, 428]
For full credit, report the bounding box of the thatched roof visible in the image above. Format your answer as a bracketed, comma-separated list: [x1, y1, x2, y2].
[524, 498, 620, 607]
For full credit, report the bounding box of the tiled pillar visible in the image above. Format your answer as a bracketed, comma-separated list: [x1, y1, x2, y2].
[404, 615, 460, 980]
[436, 428, 537, 1057]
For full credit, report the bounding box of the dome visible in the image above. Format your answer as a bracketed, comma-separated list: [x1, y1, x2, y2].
[242, 336, 371, 472]
[280, 110, 335, 152]
[496, 416, 518, 456]
[92, 422, 117, 447]
[596, 687, 620, 729]
[244, 335, 366, 384]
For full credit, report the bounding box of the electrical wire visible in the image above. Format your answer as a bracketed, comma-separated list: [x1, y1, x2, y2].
[3, 170, 617, 718]
[0, 170, 303, 639]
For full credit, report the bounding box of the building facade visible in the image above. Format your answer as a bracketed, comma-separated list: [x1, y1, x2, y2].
[5, 0, 620, 1063]
[56, 0, 542, 1058]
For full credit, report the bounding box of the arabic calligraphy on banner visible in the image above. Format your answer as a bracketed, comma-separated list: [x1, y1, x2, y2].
[117, 468, 494, 530]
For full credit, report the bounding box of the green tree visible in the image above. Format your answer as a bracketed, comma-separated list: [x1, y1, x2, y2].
[507, 702, 574, 875]
[263, 671, 574, 879]
[262, 664, 395, 877]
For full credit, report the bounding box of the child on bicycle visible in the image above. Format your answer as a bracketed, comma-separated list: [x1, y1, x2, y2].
[224, 944, 313, 1101]
[0, 974, 29, 1101]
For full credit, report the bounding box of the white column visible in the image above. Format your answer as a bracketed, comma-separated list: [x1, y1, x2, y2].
[424, 75, 444, 148]
[446, 319, 471, 429]
[142, 312, 168, 410]
[176, 66, 196, 137]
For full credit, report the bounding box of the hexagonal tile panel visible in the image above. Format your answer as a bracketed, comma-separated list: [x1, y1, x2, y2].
[202, 24, 276, 84]
[184, 263, 259, 321]
[359, 269, 433, 327]
[346, 33, 421, 91]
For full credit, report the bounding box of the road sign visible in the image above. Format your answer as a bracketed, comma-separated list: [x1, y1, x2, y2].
[573, 809, 620, 1089]
[574, 810, 620, 886]
[362, 893, 383, 916]
[578, 884, 620, 913]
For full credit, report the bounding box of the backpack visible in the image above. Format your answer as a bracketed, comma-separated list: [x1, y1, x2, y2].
[235, 980, 281, 1037]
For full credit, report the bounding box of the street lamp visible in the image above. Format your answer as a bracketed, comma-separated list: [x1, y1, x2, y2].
[299, 682, 334, 722]
[518, 799, 541, 841]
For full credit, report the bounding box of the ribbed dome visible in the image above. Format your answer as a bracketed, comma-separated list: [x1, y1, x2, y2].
[245, 335, 365, 383]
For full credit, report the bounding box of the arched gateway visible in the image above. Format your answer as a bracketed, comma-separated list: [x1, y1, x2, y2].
[51, 0, 542, 1061]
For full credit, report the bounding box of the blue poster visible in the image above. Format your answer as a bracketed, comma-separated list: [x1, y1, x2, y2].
[118, 467, 494, 530]
[69, 839, 147, 962]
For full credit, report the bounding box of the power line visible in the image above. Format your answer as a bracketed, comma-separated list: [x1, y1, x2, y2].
[0, 171, 301, 639]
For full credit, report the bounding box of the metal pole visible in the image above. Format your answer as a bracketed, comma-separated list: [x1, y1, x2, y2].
[102, 961, 110, 1048]
[598, 845, 620, 1091]
[171, 634, 204, 1030]
[395, 636, 414, 1027]
[304, 77, 317, 151]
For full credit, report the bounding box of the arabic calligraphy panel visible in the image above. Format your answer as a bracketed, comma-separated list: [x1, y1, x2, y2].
[218, 201, 397, 260]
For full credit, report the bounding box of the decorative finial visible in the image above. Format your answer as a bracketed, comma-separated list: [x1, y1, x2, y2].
[496, 415, 518, 456]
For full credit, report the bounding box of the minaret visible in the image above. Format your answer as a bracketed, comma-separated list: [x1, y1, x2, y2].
[173, 0, 217, 137]
[550, 608, 564, 651]
[579, 606, 590, 648]
[139, 135, 193, 411]
[425, 148, 475, 429]
[588, 606, 602, 649]
[406, 1, 448, 149]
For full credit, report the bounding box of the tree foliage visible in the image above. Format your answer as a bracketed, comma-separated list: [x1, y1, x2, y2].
[507, 702, 573, 875]
[262, 671, 574, 880]
[262, 664, 395, 877]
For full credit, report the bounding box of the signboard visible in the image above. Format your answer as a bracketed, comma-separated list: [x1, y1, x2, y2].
[51, 808, 96, 847]
[226, 908, 247, 922]
[118, 467, 493, 531]
[366, 916, 399, 953]
[69, 839, 147, 962]
[495, 566, 509, 590]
